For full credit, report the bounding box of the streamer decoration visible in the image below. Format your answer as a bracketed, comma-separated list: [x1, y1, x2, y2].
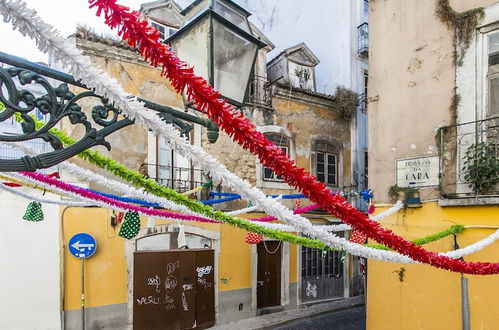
[84, 0, 499, 274]
[2, 0, 498, 272]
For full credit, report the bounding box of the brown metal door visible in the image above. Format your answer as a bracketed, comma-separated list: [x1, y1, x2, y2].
[257, 241, 282, 308]
[133, 249, 215, 330]
[195, 250, 215, 328]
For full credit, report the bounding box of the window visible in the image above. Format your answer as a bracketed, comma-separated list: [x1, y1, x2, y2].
[151, 21, 178, 42]
[314, 141, 338, 186]
[487, 32, 499, 118]
[364, 0, 369, 14]
[263, 133, 289, 181]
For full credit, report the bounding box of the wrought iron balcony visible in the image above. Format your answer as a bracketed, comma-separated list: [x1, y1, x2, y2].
[245, 75, 272, 107]
[140, 163, 209, 194]
[439, 116, 499, 197]
[357, 22, 369, 58]
[358, 93, 367, 112]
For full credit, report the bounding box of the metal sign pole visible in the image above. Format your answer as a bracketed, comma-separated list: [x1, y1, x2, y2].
[82, 258, 85, 330]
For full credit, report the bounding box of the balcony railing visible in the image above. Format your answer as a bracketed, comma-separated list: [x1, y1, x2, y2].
[358, 93, 367, 112]
[439, 116, 499, 197]
[140, 163, 208, 194]
[246, 75, 272, 107]
[357, 22, 369, 58]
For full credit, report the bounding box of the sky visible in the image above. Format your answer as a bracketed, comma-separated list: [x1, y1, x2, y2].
[0, 0, 191, 63]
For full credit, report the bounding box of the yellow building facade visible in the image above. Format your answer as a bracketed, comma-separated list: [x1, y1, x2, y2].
[367, 0, 499, 329]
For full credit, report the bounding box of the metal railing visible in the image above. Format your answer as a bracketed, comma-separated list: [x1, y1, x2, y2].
[357, 23, 369, 57]
[246, 75, 272, 107]
[439, 116, 499, 197]
[358, 93, 367, 112]
[140, 163, 208, 193]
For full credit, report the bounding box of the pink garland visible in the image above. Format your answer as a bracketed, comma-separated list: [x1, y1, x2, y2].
[19, 171, 218, 223]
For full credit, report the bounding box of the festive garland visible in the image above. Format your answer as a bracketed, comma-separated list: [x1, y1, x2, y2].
[7, 171, 333, 251]
[0, 181, 91, 206]
[5, 0, 498, 269]
[80, 0, 499, 274]
[6, 138, 496, 261]
[1, 144, 415, 264]
[368, 225, 465, 251]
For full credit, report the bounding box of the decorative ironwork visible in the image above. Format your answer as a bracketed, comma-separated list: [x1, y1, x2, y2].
[439, 116, 499, 197]
[357, 22, 369, 58]
[0, 51, 219, 172]
[0, 64, 133, 172]
[358, 93, 367, 112]
[245, 75, 272, 107]
[140, 163, 208, 194]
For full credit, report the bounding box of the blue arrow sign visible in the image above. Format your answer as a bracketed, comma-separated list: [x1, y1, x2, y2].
[68, 233, 97, 259]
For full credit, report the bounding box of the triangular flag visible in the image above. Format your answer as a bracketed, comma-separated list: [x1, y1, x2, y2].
[23, 202, 44, 222]
[118, 211, 140, 239]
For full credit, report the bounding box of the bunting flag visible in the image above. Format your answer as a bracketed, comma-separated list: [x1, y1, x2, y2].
[22, 201, 44, 222]
[118, 211, 140, 239]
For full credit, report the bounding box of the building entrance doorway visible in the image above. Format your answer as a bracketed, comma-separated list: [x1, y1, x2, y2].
[257, 241, 282, 308]
[133, 249, 215, 329]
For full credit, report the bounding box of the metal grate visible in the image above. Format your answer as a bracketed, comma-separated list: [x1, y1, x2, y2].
[439, 116, 499, 197]
[357, 23, 369, 57]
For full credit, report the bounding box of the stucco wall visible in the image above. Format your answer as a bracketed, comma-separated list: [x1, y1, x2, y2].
[369, 0, 499, 202]
[0, 190, 61, 330]
[368, 0, 453, 202]
[367, 202, 499, 330]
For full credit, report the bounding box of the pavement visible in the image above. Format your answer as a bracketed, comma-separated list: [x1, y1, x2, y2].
[211, 295, 365, 330]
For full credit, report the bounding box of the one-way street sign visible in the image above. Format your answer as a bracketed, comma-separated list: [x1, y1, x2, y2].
[68, 233, 97, 259]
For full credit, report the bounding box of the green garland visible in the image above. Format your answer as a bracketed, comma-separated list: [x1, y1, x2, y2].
[367, 225, 464, 251]
[17, 114, 328, 250]
[14, 114, 466, 253]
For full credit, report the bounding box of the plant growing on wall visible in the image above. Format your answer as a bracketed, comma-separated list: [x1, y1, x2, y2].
[333, 86, 358, 120]
[462, 141, 499, 194]
[294, 67, 311, 89]
[388, 185, 418, 203]
[435, 0, 484, 66]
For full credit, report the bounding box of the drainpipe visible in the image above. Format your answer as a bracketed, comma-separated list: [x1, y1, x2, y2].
[454, 234, 470, 330]
[60, 206, 75, 330]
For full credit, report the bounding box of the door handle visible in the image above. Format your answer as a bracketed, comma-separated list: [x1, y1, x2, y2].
[257, 281, 264, 285]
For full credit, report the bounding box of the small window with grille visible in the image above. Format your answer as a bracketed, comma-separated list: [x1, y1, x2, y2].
[263, 133, 289, 181]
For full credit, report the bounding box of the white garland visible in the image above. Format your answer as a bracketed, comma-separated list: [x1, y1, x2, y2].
[0, 181, 92, 206]
[226, 196, 283, 215]
[0, 0, 430, 264]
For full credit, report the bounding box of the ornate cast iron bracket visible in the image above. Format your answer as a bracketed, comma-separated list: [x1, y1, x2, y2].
[0, 51, 219, 172]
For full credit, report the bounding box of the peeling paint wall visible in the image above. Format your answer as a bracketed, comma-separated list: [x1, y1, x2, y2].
[56, 34, 184, 189]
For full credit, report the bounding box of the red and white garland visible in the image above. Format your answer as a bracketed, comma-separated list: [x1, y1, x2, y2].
[1, 0, 498, 273]
[82, 0, 499, 274]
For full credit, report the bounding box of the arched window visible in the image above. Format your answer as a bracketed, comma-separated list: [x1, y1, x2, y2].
[313, 141, 339, 186]
[263, 133, 289, 181]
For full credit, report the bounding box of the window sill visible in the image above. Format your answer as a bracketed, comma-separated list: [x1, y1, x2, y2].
[257, 180, 293, 190]
[438, 196, 499, 207]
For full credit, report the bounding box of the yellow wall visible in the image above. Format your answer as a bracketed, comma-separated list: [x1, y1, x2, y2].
[62, 206, 127, 310]
[367, 202, 499, 330]
[62, 207, 298, 309]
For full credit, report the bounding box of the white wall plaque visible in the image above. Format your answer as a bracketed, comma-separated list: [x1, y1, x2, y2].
[395, 156, 439, 188]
